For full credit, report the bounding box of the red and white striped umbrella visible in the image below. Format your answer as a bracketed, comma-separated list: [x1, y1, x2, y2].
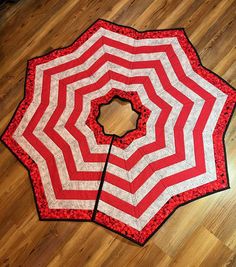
[2, 19, 236, 245]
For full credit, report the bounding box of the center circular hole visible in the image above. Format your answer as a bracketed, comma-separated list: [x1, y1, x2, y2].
[97, 97, 139, 137]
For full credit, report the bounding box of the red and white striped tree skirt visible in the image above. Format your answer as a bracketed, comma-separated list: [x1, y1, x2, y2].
[2, 19, 236, 245]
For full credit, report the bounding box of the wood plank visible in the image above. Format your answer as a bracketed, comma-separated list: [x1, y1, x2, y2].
[0, 0, 235, 266]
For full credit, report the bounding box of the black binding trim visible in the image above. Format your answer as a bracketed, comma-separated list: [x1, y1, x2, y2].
[92, 135, 115, 221]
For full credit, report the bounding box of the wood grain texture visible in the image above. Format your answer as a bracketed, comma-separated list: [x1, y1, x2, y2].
[0, 0, 235, 266]
[98, 99, 139, 136]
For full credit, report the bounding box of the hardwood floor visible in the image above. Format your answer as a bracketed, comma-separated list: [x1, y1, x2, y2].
[0, 0, 236, 266]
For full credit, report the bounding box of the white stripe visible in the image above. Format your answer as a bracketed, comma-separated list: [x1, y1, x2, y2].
[68, 60, 199, 179]
[55, 81, 160, 188]
[13, 133, 96, 209]
[31, 52, 183, 189]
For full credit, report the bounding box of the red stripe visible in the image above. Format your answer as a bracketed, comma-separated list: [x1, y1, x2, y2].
[23, 73, 101, 199]
[100, 181, 167, 218]
[98, 64, 215, 213]
[23, 35, 216, 208]
[31, 36, 192, 177]
[43, 53, 190, 174]
[35, 53, 171, 179]
[48, 39, 215, 177]
[101, 65, 215, 214]
[67, 71, 171, 169]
